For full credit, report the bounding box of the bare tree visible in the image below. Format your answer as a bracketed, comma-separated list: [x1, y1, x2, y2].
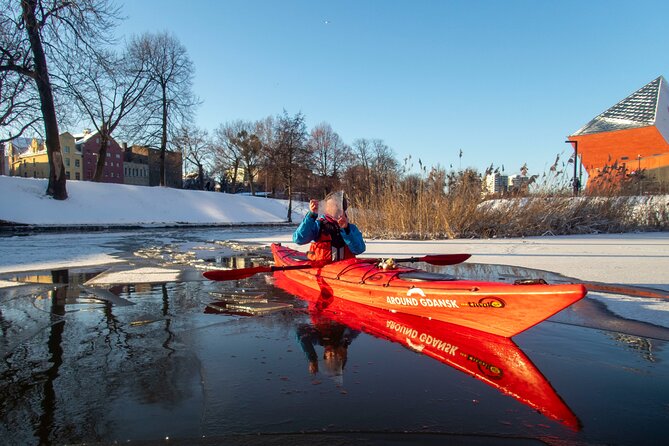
[272, 110, 308, 222]
[62, 48, 150, 181]
[349, 138, 373, 197]
[213, 120, 246, 193]
[307, 122, 351, 195]
[370, 138, 399, 195]
[254, 115, 277, 195]
[0, 0, 120, 199]
[344, 137, 400, 203]
[174, 125, 212, 190]
[0, 34, 39, 142]
[236, 120, 270, 196]
[127, 31, 198, 186]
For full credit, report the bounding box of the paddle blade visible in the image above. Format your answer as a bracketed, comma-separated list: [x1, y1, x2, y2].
[203, 266, 272, 281]
[421, 253, 471, 265]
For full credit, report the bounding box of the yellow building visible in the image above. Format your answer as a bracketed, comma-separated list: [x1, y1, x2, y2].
[60, 132, 82, 180]
[8, 137, 48, 178]
[8, 133, 82, 180]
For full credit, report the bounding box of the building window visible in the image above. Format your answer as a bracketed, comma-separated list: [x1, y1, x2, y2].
[106, 152, 111, 157]
[75, 172, 80, 180]
[64, 146, 70, 153]
[65, 158, 70, 167]
[116, 153, 120, 159]
[75, 159, 80, 167]
[66, 171, 71, 179]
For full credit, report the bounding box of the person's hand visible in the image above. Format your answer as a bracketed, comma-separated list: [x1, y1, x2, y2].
[309, 199, 319, 214]
[337, 213, 349, 229]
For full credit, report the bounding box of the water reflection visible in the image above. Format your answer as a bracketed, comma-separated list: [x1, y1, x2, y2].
[36, 270, 66, 445]
[0, 268, 203, 445]
[296, 318, 359, 378]
[275, 274, 581, 430]
[2, 257, 667, 444]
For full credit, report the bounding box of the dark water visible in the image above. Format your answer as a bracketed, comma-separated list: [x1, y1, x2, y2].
[0, 261, 668, 445]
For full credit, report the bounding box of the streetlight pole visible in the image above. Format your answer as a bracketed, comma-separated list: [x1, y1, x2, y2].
[637, 154, 642, 195]
[565, 140, 579, 196]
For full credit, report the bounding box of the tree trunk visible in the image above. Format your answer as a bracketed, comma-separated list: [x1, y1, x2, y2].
[231, 161, 239, 193]
[22, 0, 67, 199]
[286, 163, 293, 223]
[93, 130, 109, 182]
[160, 83, 168, 186]
[249, 170, 256, 196]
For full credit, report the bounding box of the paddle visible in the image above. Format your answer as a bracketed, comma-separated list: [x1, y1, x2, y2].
[392, 253, 471, 266]
[203, 253, 471, 282]
[203, 264, 312, 281]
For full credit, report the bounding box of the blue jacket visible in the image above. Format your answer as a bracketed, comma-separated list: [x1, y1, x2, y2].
[293, 212, 366, 255]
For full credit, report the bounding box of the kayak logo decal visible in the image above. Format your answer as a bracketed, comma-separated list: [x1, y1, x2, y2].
[466, 296, 506, 308]
[386, 320, 459, 356]
[385, 287, 460, 309]
[461, 352, 504, 379]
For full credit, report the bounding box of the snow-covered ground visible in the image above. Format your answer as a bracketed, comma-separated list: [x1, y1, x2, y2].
[0, 176, 303, 225]
[1, 176, 668, 328]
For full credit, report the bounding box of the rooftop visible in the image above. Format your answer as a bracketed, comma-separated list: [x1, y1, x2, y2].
[572, 76, 665, 136]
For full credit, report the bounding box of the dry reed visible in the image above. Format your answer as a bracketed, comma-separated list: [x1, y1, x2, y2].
[348, 169, 669, 239]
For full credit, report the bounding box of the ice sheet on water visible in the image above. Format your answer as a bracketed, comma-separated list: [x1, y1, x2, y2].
[589, 293, 669, 329]
[0, 280, 24, 289]
[84, 267, 182, 285]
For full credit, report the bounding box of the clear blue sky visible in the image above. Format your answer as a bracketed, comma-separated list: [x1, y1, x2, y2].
[116, 0, 669, 176]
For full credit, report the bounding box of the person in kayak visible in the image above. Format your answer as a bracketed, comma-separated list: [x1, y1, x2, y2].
[293, 191, 366, 263]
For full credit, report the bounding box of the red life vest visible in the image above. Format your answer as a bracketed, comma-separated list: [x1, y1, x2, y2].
[307, 216, 355, 263]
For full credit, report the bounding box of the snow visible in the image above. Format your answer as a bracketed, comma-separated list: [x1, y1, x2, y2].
[1, 176, 668, 328]
[0, 176, 304, 225]
[0, 231, 126, 274]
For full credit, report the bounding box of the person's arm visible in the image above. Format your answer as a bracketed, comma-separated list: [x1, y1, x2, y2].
[296, 325, 319, 363]
[293, 199, 321, 245]
[341, 223, 366, 255]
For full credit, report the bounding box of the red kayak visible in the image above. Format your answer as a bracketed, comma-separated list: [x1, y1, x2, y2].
[275, 273, 581, 430]
[271, 243, 587, 338]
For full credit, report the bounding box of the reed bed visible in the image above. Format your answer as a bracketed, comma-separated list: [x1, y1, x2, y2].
[349, 183, 669, 240]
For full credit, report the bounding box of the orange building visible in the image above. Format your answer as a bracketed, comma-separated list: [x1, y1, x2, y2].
[567, 76, 669, 190]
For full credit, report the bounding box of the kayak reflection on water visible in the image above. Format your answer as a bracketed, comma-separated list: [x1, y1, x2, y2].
[296, 318, 360, 379]
[275, 273, 582, 430]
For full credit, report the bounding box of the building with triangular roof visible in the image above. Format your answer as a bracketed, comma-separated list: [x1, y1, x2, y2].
[5, 134, 82, 180]
[75, 129, 124, 183]
[567, 76, 669, 191]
